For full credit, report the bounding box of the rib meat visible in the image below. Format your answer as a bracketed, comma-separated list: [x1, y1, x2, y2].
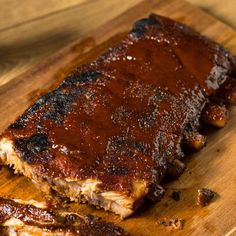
[0, 14, 235, 218]
[0, 197, 128, 236]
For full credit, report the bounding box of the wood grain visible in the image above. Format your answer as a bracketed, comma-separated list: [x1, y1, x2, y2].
[0, 0, 236, 235]
[188, 0, 236, 29]
[0, 0, 142, 86]
[0, 0, 87, 31]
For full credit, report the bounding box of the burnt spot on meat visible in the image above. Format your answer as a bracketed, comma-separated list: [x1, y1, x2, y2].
[61, 70, 102, 87]
[9, 119, 27, 130]
[27, 97, 47, 116]
[43, 92, 74, 121]
[129, 17, 160, 38]
[106, 137, 127, 156]
[14, 133, 51, 164]
[12, 71, 101, 126]
[153, 132, 184, 162]
[9, 111, 32, 130]
[130, 140, 150, 155]
[107, 137, 151, 157]
[42, 88, 85, 123]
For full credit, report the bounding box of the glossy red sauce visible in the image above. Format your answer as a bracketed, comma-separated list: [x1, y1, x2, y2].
[3, 14, 234, 194]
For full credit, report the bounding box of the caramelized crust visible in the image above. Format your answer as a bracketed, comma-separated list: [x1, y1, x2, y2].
[0, 14, 235, 217]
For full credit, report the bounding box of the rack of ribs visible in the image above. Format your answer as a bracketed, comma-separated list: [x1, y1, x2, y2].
[0, 197, 128, 235]
[0, 14, 235, 218]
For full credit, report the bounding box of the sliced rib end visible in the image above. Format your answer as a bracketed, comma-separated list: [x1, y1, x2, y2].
[0, 138, 147, 219]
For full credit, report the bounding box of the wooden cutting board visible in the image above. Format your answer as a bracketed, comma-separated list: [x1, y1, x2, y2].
[0, 0, 236, 235]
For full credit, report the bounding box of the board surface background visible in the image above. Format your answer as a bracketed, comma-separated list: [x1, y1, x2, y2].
[0, 0, 236, 235]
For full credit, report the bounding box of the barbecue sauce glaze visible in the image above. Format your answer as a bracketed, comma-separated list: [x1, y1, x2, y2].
[3, 14, 235, 194]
